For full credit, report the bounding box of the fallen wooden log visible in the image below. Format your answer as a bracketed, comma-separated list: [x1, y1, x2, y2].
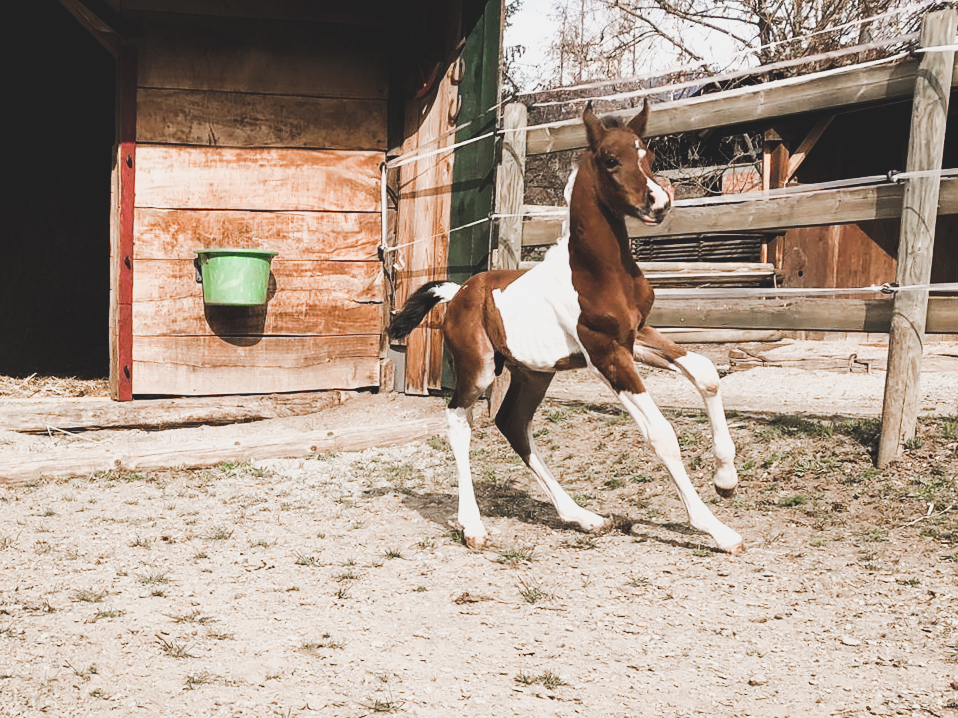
[656, 328, 784, 344]
[728, 348, 873, 373]
[0, 391, 342, 433]
[0, 417, 446, 488]
[728, 346, 958, 373]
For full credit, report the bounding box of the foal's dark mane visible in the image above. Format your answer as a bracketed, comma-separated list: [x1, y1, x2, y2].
[598, 116, 626, 129]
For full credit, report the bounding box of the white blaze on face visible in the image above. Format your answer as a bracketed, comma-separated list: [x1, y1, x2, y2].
[634, 139, 668, 213]
[647, 177, 671, 212]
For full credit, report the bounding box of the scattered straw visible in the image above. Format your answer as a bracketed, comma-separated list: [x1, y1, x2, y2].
[0, 375, 110, 399]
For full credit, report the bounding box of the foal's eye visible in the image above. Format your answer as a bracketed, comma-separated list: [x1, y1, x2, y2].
[602, 156, 620, 170]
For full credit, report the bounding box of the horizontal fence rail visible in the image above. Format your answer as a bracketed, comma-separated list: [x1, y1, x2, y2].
[522, 177, 958, 246]
[526, 54, 958, 156]
[647, 296, 958, 334]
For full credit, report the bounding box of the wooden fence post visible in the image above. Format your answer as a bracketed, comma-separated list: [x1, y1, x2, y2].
[877, 8, 958, 467]
[489, 101, 528, 415]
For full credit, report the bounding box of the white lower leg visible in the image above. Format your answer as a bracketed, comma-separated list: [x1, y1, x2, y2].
[673, 353, 738, 493]
[447, 407, 486, 547]
[526, 442, 611, 532]
[620, 391, 743, 551]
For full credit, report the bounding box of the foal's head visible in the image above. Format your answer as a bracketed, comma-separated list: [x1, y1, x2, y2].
[582, 101, 672, 225]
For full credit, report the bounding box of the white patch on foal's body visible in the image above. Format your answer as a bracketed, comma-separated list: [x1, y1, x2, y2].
[492, 236, 585, 371]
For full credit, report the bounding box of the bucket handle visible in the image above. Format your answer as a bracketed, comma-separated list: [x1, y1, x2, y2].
[193, 257, 203, 284]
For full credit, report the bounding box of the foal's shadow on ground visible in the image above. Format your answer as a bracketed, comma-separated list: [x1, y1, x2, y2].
[385, 486, 717, 553]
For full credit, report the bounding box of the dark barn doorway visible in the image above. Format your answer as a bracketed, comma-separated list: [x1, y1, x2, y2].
[2, 1, 115, 378]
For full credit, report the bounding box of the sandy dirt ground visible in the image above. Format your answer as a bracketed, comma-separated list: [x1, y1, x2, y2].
[1, 346, 957, 717]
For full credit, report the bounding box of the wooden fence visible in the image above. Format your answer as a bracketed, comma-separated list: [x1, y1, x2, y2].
[492, 8, 958, 465]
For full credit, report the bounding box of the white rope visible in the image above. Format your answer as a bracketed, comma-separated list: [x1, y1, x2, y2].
[386, 131, 497, 170]
[380, 163, 388, 252]
[891, 168, 958, 182]
[914, 43, 958, 53]
[531, 34, 917, 109]
[518, 0, 934, 100]
[380, 216, 491, 256]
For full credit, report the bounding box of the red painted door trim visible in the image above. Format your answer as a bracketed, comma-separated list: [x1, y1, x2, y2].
[115, 45, 136, 401]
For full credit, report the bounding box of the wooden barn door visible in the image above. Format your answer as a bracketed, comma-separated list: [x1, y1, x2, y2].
[445, 0, 502, 388]
[396, 0, 502, 394]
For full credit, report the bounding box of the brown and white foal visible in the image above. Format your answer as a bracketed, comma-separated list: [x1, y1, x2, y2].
[390, 102, 743, 555]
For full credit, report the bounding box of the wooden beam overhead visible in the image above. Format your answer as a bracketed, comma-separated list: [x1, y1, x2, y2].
[58, 0, 128, 56]
[786, 115, 835, 183]
[526, 56, 957, 156]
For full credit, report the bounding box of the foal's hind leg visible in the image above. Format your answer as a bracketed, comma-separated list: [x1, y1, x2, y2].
[583, 332, 743, 553]
[445, 352, 498, 551]
[633, 326, 738, 497]
[496, 368, 612, 533]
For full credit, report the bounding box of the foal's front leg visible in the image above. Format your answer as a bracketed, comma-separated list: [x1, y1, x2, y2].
[633, 326, 738, 497]
[587, 337, 744, 554]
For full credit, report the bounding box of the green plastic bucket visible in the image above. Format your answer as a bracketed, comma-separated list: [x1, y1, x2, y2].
[194, 248, 278, 306]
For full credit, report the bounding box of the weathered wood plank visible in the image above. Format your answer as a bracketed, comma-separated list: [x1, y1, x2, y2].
[137, 89, 387, 150]
[132, 335, 380, 395]
[0, 392, 342, 433]
[0, 418, 446, 487]
[137, 18, 388, 99]
[522, 178, 958, 244]
[648, 296, 958, 334]
[134, 208, 381, 261]
[134, 259, 383, 301]
[123, 0, 390, 24]
[132, 260, 382, 336]
[527, 56, 952, 155]
[134, 146, 382, 212]
[494, 102, 527, 271]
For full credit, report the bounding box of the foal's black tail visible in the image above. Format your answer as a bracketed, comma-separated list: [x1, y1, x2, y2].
[388, 280, 462, 339]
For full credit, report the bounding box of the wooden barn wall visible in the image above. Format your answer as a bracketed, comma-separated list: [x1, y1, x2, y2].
[774, 100, 958, 341]
[126, 13, 387, 396]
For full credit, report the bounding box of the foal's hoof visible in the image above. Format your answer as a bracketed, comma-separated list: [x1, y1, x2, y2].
[715, 485, 736, 499]
[588, 517, 615, 534]
[722, 542, 746, 556]
[465, 534, 488, 551]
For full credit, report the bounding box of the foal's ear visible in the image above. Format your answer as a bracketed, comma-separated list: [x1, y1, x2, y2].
[627, 100, 650, 139]
[583, 101, 605, 151]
